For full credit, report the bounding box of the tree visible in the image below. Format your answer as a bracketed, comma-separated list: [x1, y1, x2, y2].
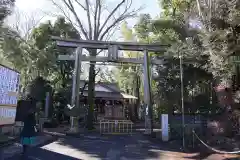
[150, 0, 211, 113]
[1, 16, 83, 122]
[49, 0, 141, 129]
[0, 0, 15, 47]
[1, 16, 80, 86]
[0, 0, 15, 23]
[149, 0, 240, 139]
[193, 0, 240, 136]
[1, 16, 85, 124]
[125, 1, 215, 140]
[25, 76, 52, 101]
[116, 21, 142, 120]
[96, 66, 116, 83]
[1, 11, 49, 90]
[0, 0, 15, 66]
[31, 16, 80, 86]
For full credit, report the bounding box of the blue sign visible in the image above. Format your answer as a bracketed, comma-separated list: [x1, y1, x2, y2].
[0, 65, 20, 106]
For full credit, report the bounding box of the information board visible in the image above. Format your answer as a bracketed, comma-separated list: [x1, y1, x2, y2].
[0, 65, 20, 125]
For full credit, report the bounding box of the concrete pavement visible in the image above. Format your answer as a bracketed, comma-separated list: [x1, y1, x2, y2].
[2, 134, 55, 160]
[6, 134, 199, 160]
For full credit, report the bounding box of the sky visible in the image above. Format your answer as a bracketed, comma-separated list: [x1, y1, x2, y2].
[10, 0, 160, 27]
[8, 0, 161, 79]
[15, 0, 160, 14]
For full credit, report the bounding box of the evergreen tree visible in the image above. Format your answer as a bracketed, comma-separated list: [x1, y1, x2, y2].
[0, 0, 15, 23]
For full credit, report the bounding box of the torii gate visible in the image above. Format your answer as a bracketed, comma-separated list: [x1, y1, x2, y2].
[52, 36, 168, 135]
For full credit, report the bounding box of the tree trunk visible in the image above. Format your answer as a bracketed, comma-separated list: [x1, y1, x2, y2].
[86, 49, 97, 130]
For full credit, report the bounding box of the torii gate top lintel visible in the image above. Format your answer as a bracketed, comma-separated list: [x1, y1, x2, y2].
[51, 36, 169, 52]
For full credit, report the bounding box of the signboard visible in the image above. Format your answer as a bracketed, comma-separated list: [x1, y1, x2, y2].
[0, 65, 20, 125]
[161, 114, 169, 141]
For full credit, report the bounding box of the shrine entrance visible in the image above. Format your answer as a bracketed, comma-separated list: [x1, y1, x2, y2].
[52, 36, 168, 135]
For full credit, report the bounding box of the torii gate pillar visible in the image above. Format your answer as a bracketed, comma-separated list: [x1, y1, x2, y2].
[69, 47, 82, 133]
[143, 50, 153, 135]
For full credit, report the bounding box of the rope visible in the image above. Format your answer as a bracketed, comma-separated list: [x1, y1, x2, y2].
[192, 130, 240, 154]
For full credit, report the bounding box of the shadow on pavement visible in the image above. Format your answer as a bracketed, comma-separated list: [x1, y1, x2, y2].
[7, 147, 82, 160]
[6, 133, 238, 160]
[9, 121, 238, 160]
[53, 134, 197, 159]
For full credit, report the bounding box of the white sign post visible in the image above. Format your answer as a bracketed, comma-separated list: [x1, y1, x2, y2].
[161, 114, 169, 141]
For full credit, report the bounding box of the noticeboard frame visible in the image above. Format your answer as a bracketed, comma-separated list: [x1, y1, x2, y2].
[0, 64, 20, 74]
[0, 64, 20, 126]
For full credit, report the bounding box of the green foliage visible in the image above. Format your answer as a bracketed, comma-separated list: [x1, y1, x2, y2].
[25, 76, 52, 101]
[148, 0, 240, 116]
[0, 0, 15, 23]
[0, 16, 83, 122]
[134, 14, 152, 40]
[1, 16, 80, 90]
[116, 22, 142, 99]
[128, 0, 236, 114]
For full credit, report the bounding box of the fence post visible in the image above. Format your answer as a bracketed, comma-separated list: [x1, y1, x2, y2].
[131, 123, 133, 135]
[100, 120, 102, 134]
[192, 129, 195, 149]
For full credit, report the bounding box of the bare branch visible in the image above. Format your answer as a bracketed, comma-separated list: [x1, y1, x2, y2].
[24, 15, 45, 39]
[85, 0, 93, 39]
[9, 10, 44, 39]
[93, 0, 98, 39]
[98, 0, 126, 36]
[2, 29, 36, 60]
[94, 67, 101, 76]
[46, 0, 80, 36]
[103, 25, 120, 41]
[96, 1, 101, 38]
[61, 0, 88, 39]
[49, 0, 140, 42]
[99, 11, 137, 41]
[74, 0, 86, 10]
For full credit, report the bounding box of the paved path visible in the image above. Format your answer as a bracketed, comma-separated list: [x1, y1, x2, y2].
[2, 134, 54, 159]
[5, 134, 239, 160]
[6, 134, 198, 160]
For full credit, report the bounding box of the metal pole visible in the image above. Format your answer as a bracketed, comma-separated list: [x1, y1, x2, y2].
[143, 50, 153, 135]
[179, 53, 185, 149]
[70, 47, 82, 130]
